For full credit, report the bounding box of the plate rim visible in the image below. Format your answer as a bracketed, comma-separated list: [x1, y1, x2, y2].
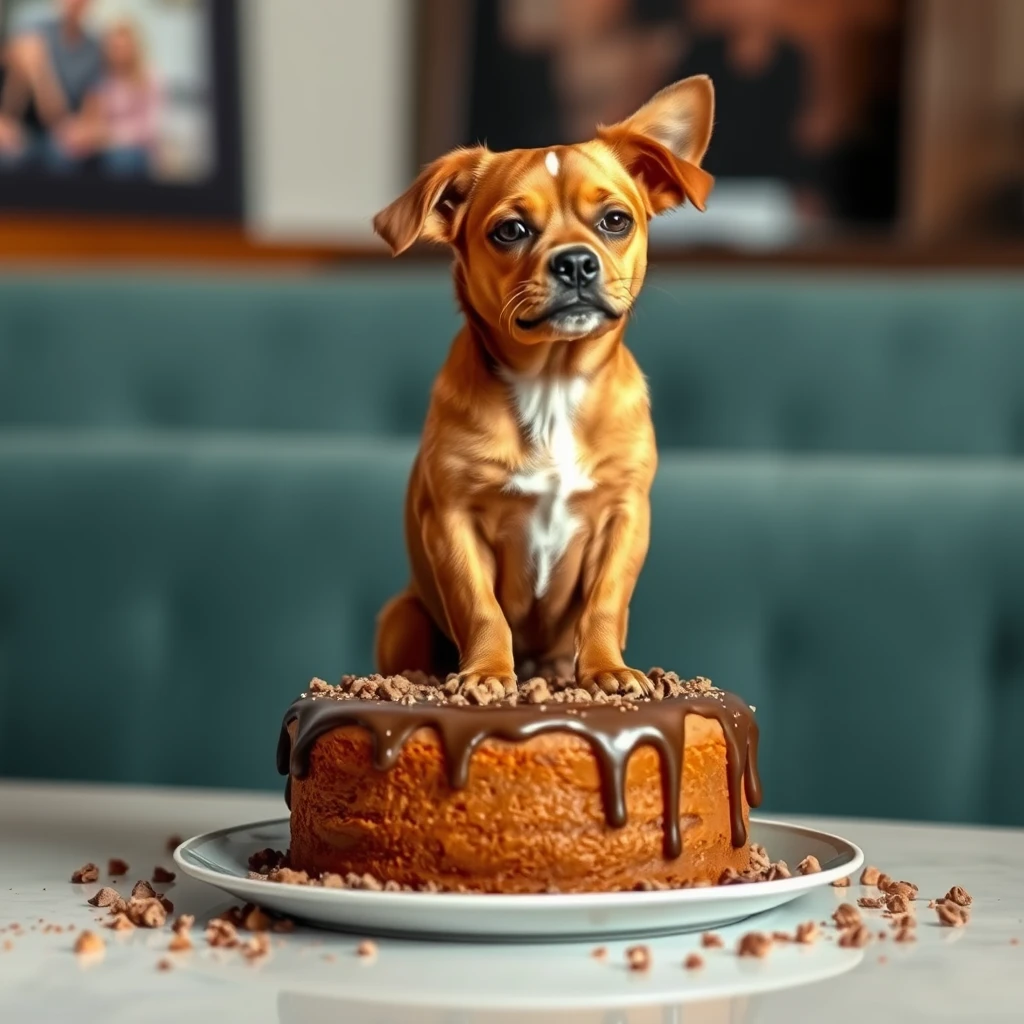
[174, 815, 864, 908]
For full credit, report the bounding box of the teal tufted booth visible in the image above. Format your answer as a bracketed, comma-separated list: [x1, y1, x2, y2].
[2, 269, 1024, 827]
[4, 271, 1024, 453]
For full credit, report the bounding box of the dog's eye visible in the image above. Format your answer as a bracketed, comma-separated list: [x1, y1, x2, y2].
[490, 219, 531, 245]
[598, 210, 633, 235]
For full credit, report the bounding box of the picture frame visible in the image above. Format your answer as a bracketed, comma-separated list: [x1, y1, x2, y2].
[0, 0, 242, 219]
[415, 0, 908, 246]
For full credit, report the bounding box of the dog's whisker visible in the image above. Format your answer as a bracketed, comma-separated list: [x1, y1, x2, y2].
[500, 291, 527, 329]
[498, 284, 532, 319]
[506, 295, 535, 337]
[499, 286, 543, 332]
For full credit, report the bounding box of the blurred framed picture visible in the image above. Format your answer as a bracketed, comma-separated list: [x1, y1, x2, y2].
[0, 0, 241, 218]
[416, 0, 908, 247]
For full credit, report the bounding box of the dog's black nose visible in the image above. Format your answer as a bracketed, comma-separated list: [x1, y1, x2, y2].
[549, 247, 600, 289]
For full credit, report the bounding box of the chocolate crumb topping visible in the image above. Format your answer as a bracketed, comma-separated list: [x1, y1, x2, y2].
[278, 671, 761, 859]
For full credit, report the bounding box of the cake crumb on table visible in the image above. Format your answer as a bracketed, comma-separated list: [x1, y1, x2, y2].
[125, 897, 167, 929]
[243, 906, 273, 932]
[73, 931, 105, 957]
[107, 859, 129, 877]
[831, 876, 851, 887]
[71, 863, 99, 884]
[152, 867, 176, 884]
[795, 921, 820, 944]
[701, 932, 724, 948]
[156, 958, 173, 972]
[833, 904, 861, 929]
[357, 940, 378, 961]
[860, 866, 881, 886]
[206, 919, 240, 948]
[838, 925, 872, 948]
[885, 881, 918, 900]
[945, 886, 972, 907]
[591, 946, 608, 961]
[87, 887, 122, 908]
[936, 902, 969, 927]
[242, 934, 271, 960]
[737, 932, 771, 958]
[886, 893, 911, 914]
[626, 945, 651, 971]
[131, 880, 157, 900]
[684, 953, 704, 970]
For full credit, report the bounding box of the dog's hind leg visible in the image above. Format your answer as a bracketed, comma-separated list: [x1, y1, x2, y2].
[375, 588, 458, 679]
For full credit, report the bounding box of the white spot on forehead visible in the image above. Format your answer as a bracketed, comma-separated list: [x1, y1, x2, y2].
[544, 151, 560, 178]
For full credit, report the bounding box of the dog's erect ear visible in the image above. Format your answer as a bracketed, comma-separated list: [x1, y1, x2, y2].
[373, 146, 487, 255]
[598, 75, 715, 214]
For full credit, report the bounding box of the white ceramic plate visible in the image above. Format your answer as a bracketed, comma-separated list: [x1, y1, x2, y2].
[175, 816, 862, 942]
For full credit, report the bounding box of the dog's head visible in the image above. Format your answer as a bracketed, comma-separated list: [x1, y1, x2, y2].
[374, 76, 714, 346]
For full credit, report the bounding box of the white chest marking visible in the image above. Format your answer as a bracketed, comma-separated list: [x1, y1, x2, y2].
[544, 150, 560, 177]
[504, 375, 594, 598]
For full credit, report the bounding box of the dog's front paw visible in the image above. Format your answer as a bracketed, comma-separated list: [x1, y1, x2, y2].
[447, 669, 517, 704]
[578, 665, 652, 697]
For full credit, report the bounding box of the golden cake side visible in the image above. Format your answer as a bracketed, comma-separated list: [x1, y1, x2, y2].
[278, 674, 761, 894]
[287, 715, 751, 893]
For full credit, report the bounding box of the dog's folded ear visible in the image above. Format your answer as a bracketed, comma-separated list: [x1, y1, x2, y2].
[597, 75, 715, 214]
[373, 146, 487, 256]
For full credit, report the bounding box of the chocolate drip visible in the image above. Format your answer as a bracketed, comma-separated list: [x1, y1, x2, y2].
[277, 690, 761, 859]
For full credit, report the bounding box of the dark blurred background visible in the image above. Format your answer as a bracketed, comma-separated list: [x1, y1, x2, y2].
[2, 0, 1024, 829]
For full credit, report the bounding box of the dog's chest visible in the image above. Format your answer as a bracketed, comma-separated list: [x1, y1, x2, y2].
[504, 375, 595, 598]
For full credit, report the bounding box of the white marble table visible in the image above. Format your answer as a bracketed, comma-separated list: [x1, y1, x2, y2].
[1, 780, 1022, 1023]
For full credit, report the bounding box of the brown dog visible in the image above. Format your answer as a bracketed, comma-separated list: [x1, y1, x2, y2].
[372, 76, 714, 695]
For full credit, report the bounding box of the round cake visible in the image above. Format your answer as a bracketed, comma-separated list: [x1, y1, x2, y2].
[276, 671, 762, 894]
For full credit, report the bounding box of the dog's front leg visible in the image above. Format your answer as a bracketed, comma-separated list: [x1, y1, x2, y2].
[576, 496, 652, 695]
[422, 506, 516, 694]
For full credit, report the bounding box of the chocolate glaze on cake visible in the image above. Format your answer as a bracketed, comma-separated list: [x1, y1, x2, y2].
[277, 678, 761, 859]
